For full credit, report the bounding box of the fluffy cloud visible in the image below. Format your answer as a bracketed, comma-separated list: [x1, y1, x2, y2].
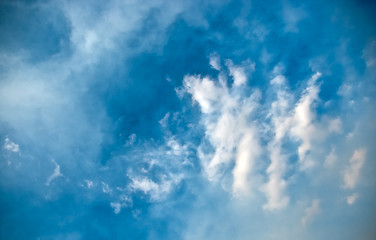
[184, 60, 261, 196]
[184, 57, 347, 208]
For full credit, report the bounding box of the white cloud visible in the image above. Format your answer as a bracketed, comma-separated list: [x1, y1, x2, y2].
[209, 53, 221, 71]
[232, 128, 260, 196]
[184, 75, 224, 114]
[270, 74, 286, 86]
[166, 139, 188, 156]
[130, 177, 158, 193]
[183, 57, 364, 217]
[174, 86, 185, 99]
[126, 133, 137, 146]
[262, 143, 289, 210]
[343, 148, 367, 189]
[225, 59, 254, 86]
[262, 71, 327, 209]
[291, 72, 322, 169]
[84, 180, 94, 188]
[184, 59, 335, 201]
[110, 202, 122, 214]
[301, 199, 320, 226]
[46, 160, 63, 186]
[110, 195, 132, 214]
[262, 74, 292, 210]
[129, 174, 181, 201]
[347, 193, 359, 205]
[159, 112, 170, 128]
[184, 61, 260, 196]
[101, 181, 113, 194]
[3, 137, 20, 153]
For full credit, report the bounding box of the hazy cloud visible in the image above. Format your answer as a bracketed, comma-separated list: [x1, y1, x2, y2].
[301, 199, 320, 226]
[343, 148, 367, 189]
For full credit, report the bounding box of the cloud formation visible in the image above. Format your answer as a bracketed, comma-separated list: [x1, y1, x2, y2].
[184, 61, 261, 196]
[46, 160, 64, 186]
[3, 137, 20, 153]
[301, 199, 320, 226]
[343, 148, 367, 190]
[0, 0, 375, 239]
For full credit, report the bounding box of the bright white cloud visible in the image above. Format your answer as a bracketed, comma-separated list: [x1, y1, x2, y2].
[291, 72, 322, 169]
[184, 59, 342, 202]
[232, 128, 260, 196]
[184, 61, 260, 196]
[343, 148, 367, 189]
[226, 59, 254, 86]
[184, 75, 224, 114]
[301, 199, 320, 226]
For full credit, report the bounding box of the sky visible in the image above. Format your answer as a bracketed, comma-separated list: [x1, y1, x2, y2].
[0, 0, 376, 239]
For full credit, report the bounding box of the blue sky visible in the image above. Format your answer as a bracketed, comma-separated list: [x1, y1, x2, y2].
[0, 0, 376, 239]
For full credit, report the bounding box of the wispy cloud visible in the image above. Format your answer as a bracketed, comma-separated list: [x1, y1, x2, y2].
[128, 174, 181, 201]
[0, 0, 375, 239]
[209, 52, 221, 71]
[301, 199, 320, 226]
[262, 73, 291, 210]
[46, 160, 64, 186]
[3, 137, 20, 153]
[324, 147, 337, 168]
[343, 148, 367, 189]
[184, 61, 261, 196]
